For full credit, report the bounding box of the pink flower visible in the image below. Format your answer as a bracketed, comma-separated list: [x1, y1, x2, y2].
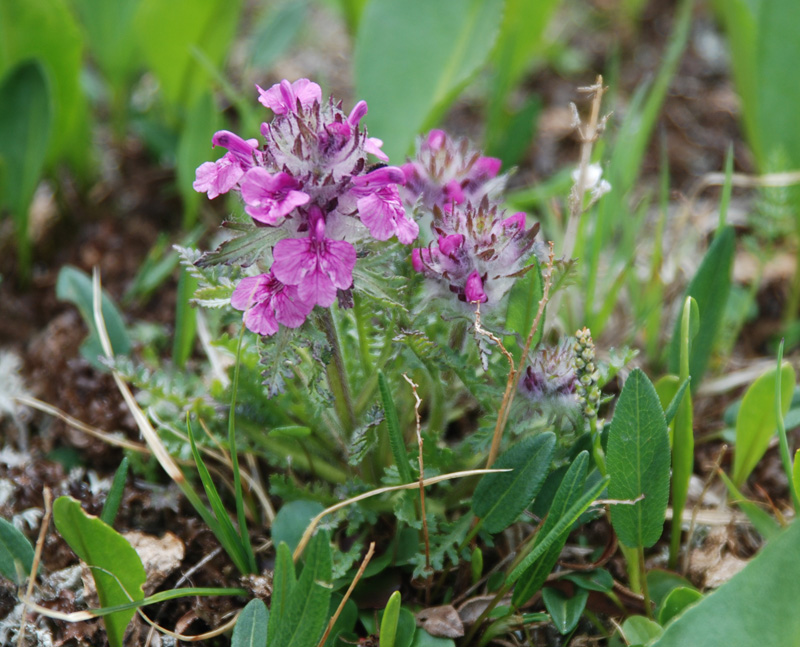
[351, 167, 418, 244]
[211, 131, 260, 165]
[464, 271, 487, 303]
[256, 78, 321, 115]
[272, 208, 357, 307]
[240, 168, 309, 225]
[193, 153, 245, 199]
[231, 273, 313, 336]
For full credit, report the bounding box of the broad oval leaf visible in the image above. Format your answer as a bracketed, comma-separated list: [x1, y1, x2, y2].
[732, 361, 796, 487]
[354, 0, 503, 161]
[651, 520, 800, 646]
[0, 517, 35, 584]
[622, 615, 663, 645]
[658, 586, 702, 626]
[53, 496, 146, 647]
[607, 369, 670, 549]
[271, 501, 325, 555]
[232, 598, 269, 647]
[472, 432, 556, 533]
[542, 586, 589, 635]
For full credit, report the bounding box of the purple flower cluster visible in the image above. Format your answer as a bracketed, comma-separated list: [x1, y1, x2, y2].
[519, 340, 580, 418]
[403, 130, 540, 308]
[194, 79, 418, 336]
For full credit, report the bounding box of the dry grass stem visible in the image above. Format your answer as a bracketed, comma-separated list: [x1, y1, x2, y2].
[317, 542, 376, 647]
[403, 373, 432, 582]
[18, 487, 52, 647]
[292, 468, 510, 561]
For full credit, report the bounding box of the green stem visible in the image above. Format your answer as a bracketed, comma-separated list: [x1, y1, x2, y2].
[775, 340, 800, 512]
[353, 293, 374, 377]
[590, 417, 607, 477]
[639, 546, 653, 620]
[318, 309, 357, 434]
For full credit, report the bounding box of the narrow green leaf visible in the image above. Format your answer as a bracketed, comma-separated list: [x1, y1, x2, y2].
[652, 520, 800, 646]
[232, 598, 269, 647]
[249, 1, 308, 69]
[134, 0, 244, 110]
[662, 377, 691, 427]
[172, 268, 198, 367]
[100, 457, 129, 527]
[273, 530, 332, 647]
[504, 259, 543, 362]
[379, 591, 402, 647]
[177, 91, 218, 228]
[511, 452, 589, 607]
[0, 0, 88, 170]
[0, 60, 51, 277]
[508, 475, 609, 585]
[186, 418, 250, 574]
[718, 470, 781, 539]
[355, 0, 503, 161]
[0, 517, 35, 584]
[53, 496, 146, 647]
[472, 433, 556, 533]
[542, 586, 588, 635]
[378, 371, 413, 483]
[268, 543, 296, 642]
[70, 586, 247, 618]
[657, 587, 702, 626]
[56, 265, 131, 367]
[667, 226, 735, 387]
[793, 449, 800, 506]
[732, 362, 795, 487]
[607, 369, 670, 549]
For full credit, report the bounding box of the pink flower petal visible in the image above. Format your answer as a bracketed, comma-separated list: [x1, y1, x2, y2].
[465, 271, 488, 303]
[272, 237, 313, 286]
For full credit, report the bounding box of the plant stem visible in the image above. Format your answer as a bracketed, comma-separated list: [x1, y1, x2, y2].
[775, 340, 800, 512]
[353, 293, 374, 376]
[639, 546, 653, 620]
[318, 308, 357, 434]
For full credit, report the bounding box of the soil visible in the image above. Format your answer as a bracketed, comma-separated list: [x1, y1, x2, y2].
[0, 0, 794, 645]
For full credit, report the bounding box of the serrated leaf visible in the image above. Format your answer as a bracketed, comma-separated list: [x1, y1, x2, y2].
[733, 361, 796, 487]
[232, 598, 269, 647]
[273, 530, 332, 647]
[472, 433, 556, 533]
[607, 369, 670, 549]
[0, 517, 35, 584]
[53, 496, 146, 647]
[355, 0, 503, 161]
[197, 222, 282, 268]
[511, 452, 589, 607]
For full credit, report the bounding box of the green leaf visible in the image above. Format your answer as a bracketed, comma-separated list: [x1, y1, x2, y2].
[651, 520, 800, 646]
[100, 457, 129, 527]
[134, 0, 243, 110]
[354, 0, 503, 161]
[542, 586, 588, 635]
[0, 60, 51, 277]
[409, 629, 455, 647]
[646, 569, 694, 611]
[53, 496, 146, 647]
[511, 452, 589, 607]
[172, 268, 198, 367]
[177, 92, 219, 228]
[273, 530, 332, 647]
[249, 1, 308, 69]
[732, 362, 796, 487]
[268, 543, 296, 642]
[0, 0, 88, 171]
[271, 501, 325, 555]
[472, 433, 556, 533]
[378, 371, 413, 483]
[662, 377, 690, 427]
[607, 369, 670, 549]
[379, 591, 402, 647]
[56, 265, 132, 368]
[622, 615, 663, 644]
[561, 569, 614, 593]
[718, 470, 781, 540]
[508, 475, 610, 585]
[658, 587, 702, 626]
[0, 517, 35, 584]
[667, 226, 735, 388]
[504, 259, 543, 362]
[232, 598, 269, 647]
[361, 606, 416, 647]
